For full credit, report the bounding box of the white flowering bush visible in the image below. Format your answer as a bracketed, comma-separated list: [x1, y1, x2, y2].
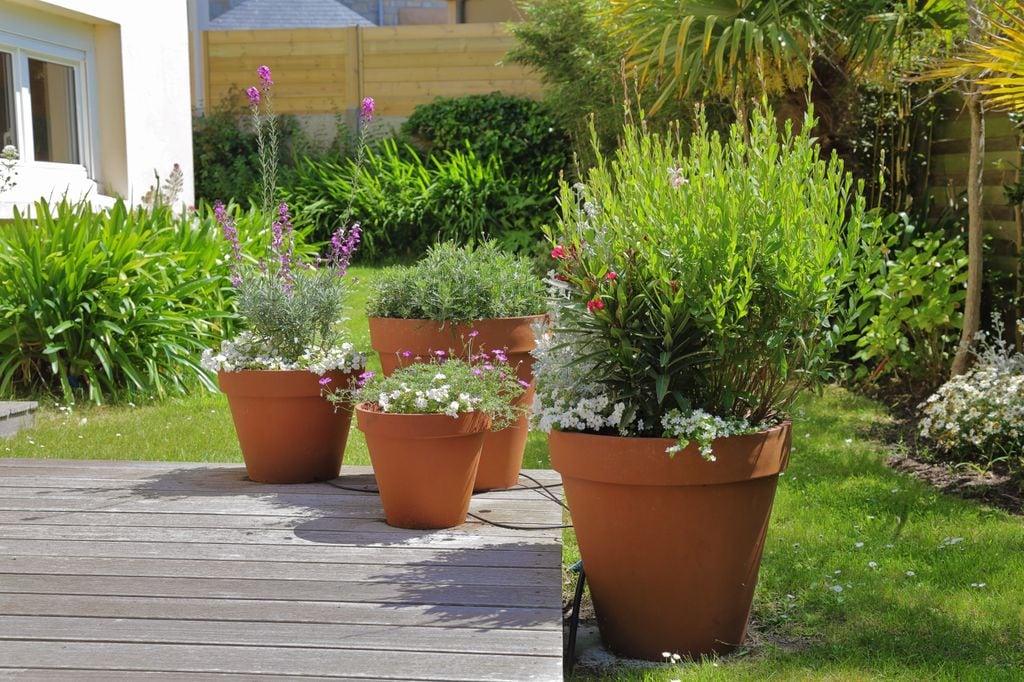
[919, 320, 1024, 473]
[201, 331, 365, 374]
[339, 355, 526, 430]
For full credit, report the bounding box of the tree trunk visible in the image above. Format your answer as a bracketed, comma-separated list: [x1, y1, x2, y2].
[951, 0, 986, 377]
[950, 89, 985, 376]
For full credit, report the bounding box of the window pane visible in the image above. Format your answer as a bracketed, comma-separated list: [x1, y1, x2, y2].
[28, 58, 79, 164]
[0, 52, 14, 150]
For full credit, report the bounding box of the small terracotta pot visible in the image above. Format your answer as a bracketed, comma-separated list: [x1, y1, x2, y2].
[550, 423, 791, 660]
[356, 403, 491, 529]
[218, 369, 354, 484]
[368, 315, 545, 491]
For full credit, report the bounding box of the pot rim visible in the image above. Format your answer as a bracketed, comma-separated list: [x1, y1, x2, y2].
[368, 314, 548, 325]
[549, 421, 792, 487]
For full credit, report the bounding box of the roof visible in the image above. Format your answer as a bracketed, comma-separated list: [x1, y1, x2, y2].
[208, 0, 375, 29]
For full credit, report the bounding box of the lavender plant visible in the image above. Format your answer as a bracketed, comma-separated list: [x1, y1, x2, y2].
[201, 66, 370, 374]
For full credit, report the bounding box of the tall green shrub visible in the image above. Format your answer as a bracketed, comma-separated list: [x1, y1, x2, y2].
[402, 92, 571, 180]
[0, 200, 242, 403]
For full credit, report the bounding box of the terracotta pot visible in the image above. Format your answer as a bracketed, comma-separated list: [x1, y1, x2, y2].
[218, 369, 354, 484]
[356, 403, 491, 529]
[368, 315, 545, 491]
[550, 422, 792, 660]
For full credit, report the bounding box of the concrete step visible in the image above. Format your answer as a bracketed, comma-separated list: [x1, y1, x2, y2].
[0, 402, 38, 438]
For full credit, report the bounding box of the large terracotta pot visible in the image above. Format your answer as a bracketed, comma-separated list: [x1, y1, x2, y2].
[356, 403, 492, 529]
[550, 422, 792, 660]
[368, 315, 544, 491]
[218, 369, 354, 484]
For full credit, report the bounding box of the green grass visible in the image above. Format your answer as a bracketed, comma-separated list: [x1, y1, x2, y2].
[5, 266, 1024, 679]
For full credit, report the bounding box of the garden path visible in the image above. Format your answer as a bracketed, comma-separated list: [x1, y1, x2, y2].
[0, 459, 563, 680]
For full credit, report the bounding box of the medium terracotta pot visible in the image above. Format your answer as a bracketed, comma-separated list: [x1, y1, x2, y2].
[218, 369, 354, 484]
[368, 315, 544, 491]
[356, 403, 491, 529]
[550, 422, 792, 661]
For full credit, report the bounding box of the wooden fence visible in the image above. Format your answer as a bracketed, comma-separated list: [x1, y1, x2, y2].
[200, 23, 542, 118]
[928, 108, 1022, 272]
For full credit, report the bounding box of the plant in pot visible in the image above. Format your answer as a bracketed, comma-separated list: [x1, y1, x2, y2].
[200, 66, 371, 483]
[534, 106, 869, 660]
[366, 241, 546, 490]
[337, 356, 525, 529]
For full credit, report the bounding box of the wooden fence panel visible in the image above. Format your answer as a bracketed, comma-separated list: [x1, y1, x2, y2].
[202, 24, 541, 118]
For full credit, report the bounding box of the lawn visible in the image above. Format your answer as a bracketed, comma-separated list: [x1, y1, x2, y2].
[4, 266, 1023, 680]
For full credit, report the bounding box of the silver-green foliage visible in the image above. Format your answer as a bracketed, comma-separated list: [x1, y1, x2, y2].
[236, 266, 349, 362]
[546, 107, 870, 426]
[0, 200, 237, 403]
[366, 241, 546, 321]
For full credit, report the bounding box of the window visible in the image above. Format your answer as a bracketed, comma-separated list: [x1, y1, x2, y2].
[0, 41, 86, 168]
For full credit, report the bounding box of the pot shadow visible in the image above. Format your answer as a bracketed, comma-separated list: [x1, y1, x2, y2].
[40, 464, 564, 632]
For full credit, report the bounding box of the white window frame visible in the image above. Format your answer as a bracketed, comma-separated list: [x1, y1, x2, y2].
[0, 30, 94, 177]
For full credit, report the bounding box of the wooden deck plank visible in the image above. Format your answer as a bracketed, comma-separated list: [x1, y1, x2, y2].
[0, 616, 561, 656]
[0, 460, 564, 680]
[0, 594, 559, 630]
[0, 641, 561, 681]
[0, 556, 557, 587]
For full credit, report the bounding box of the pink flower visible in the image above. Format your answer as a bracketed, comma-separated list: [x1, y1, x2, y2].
[434, 350, 447, 357]
[257, 65, 273, 86]
[400, 350, 412, 358]
[361, 97, 375, 122]
[246, 87, 260, 106]
[318, 376, 332, 386]
[472, 368, 484, 376]
[605, 271, 617, 281]
[467, 330, 479, 338]
[518, 379, 530, 388]
[587, 298, 605, 313]
[551, 245, 567, 260]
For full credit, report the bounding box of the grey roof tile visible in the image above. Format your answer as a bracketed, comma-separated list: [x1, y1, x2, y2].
[208, 0, 375, 29]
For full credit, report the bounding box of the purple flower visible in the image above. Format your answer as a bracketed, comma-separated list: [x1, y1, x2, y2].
[272, 202, 295, 287]
[318, 376, 333, 386]
[472, 368, 484, 376]
[359, 371, 376, 380]
[360, 97, 375, 122]
[213, 200, 243, 287]
[246, 87, 260, 106]
[257, 65, 273, 86]
[492, 349, 508, 362]
[328, 222, 361, 276]
[518, 379, 530, 388]
[400, 350, 412, 358]
[467, 330, 479, 338]
[434, 350, 447, 357]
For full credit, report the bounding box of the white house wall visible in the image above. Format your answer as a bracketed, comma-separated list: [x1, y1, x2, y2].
[0, 0, 194, 211]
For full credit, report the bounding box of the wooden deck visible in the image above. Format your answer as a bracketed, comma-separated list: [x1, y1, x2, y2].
[0, 459, 564, 681]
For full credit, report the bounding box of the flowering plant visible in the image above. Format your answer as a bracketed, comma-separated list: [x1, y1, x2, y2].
[201, 66, 373, 374]
[533, 107, 869, 458]
[919, 317, 1024, 474]
[337, 354, 526, 429]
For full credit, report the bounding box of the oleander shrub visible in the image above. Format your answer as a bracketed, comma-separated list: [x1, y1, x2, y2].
[402, 92, 572, 181]
[285, 139, 555, 260]
[0, 199, 269, 403]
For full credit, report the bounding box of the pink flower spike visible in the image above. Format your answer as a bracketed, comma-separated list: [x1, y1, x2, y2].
[318, 377, 332, 386]
[257, 65, 273, 86]
[246, 86, 260, 106]
[361, 97, 375, 122]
